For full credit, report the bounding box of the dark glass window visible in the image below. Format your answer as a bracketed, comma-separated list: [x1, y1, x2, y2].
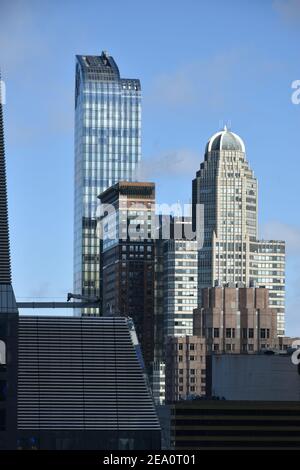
[0, 409, 5, 431]
[0, 380, 7, 401]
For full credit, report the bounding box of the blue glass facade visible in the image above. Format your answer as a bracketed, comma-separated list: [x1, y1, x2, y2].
[74, 52, 141, 313]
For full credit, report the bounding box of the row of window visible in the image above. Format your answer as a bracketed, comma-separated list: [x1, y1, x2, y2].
[205, 328, 271, 339]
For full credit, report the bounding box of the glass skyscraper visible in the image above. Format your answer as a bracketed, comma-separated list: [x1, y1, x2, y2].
[74, 52, 141, 313]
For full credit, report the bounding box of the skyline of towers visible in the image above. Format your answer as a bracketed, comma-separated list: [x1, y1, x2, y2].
[0, 71, 160, 450]
[0, 52, 294, 450]
[192, 127, 286, 335]
[74, 51, 141, 313]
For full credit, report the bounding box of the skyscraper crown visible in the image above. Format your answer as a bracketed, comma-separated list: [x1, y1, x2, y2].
[205, 126, 245, 153]
[76, 51, 120, 81]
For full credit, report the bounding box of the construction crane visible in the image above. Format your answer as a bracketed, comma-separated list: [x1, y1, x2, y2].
[17, 293, 101, 311]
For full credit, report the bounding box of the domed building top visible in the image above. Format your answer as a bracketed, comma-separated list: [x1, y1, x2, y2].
[205, 126, 245, 153]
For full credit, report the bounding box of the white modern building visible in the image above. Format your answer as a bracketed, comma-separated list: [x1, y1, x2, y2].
[163, 218, 198, 337]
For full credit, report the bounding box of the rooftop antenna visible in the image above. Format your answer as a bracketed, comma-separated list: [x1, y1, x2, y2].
[227, 119, 232, 130]
[220, 119, 232, 131]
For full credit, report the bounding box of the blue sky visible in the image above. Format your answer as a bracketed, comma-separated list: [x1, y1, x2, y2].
[0, 0, 299, 333]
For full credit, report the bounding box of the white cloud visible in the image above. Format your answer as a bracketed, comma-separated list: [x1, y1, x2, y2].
[261, 221, 300, 256]
[146, 49, 284, 113]
[147, 51, 238, 111]
[273, 0, 300, 23]
[138, 148, 201, 180]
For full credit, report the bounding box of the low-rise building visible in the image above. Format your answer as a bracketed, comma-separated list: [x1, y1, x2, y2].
[165, 336, 206, 403]
[17, 316, 161, 450]
[171, 400, 300, 450]
[210, 353, 300, 401]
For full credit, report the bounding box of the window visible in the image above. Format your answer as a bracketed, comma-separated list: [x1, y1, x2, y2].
[249, 328, 254, 339]
[0, 409, 5, 431]
[189, 343, 195, 351]
[242, 328, 247, 339]
[178, 356, 183, 362]
[0, 340, 6, 365]
[214, 343, 219, 351]
[249, 344, 254, 351]
[190, 369, 195, 375]
[226, 344, 232, 351]
[190, 356, 195, 361]
[260, 329, 266, 339]
[214, 328, 219, 338]
[0, 380, 7, 401]
[118, 438, 135, 450]
[190, 386, 195, 392]
[226, 328, 231, 338]
[178, 344, 183, 350]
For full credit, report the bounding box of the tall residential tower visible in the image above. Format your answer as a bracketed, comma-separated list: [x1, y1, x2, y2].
[99, 181, 155, 369]
[74, 52, 141, 313]
[192, 127, 285, 335]
[0, 72, 19, 450]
